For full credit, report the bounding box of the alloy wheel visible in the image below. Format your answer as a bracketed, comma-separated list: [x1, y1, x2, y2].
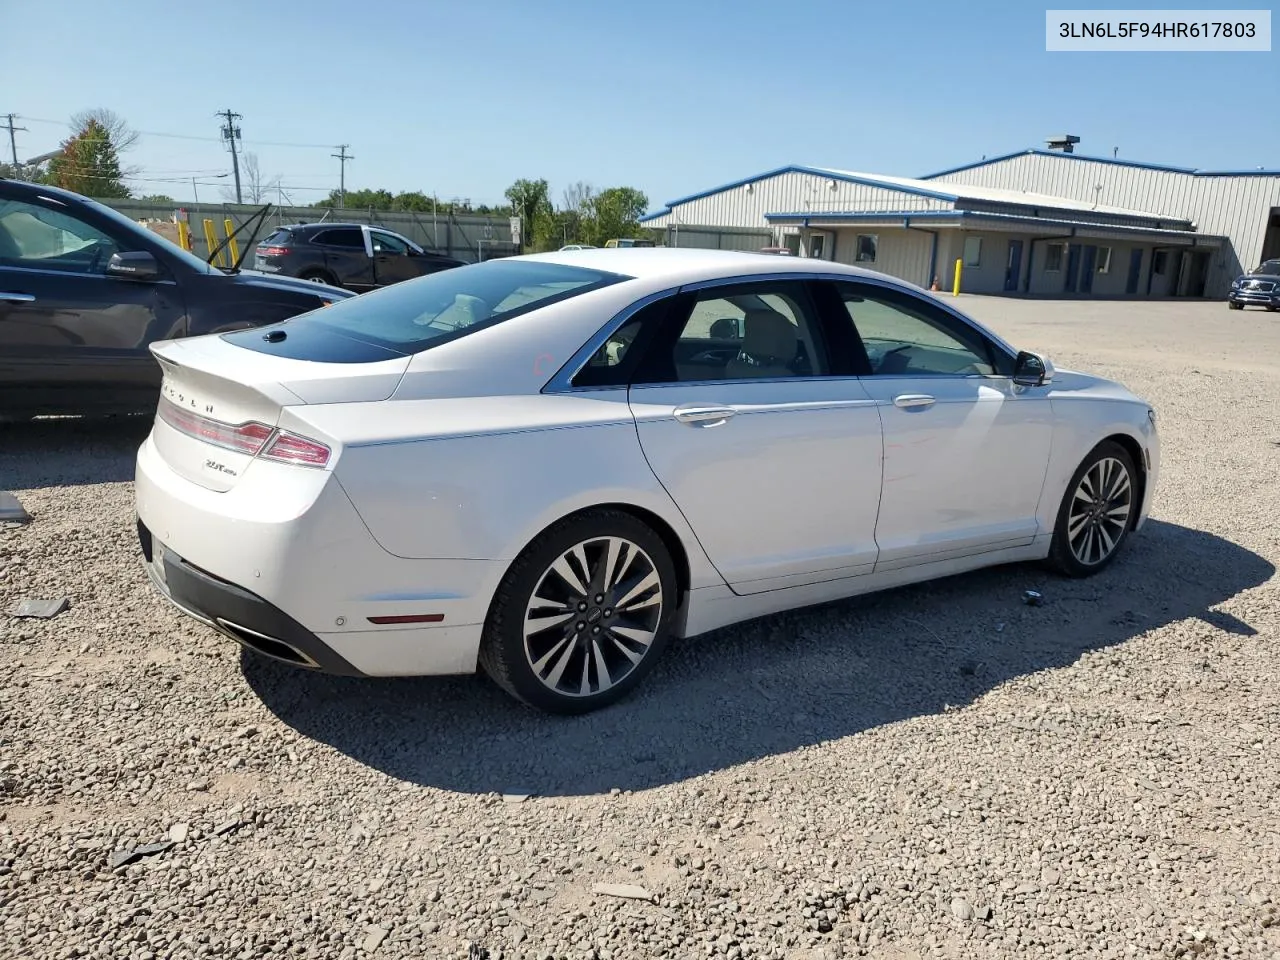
[522, 536, 663, 699]
[1067, 456, 1133, 566]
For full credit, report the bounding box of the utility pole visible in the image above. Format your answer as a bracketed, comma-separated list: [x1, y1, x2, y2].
[3, 113, 28, 173]
[331, 145, 353, 208]
[217, 109, 243, 204]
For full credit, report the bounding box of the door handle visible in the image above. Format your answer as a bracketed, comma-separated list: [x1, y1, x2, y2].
[893, 393, 935, 409]
[673, 404, 737, 425]
[0, 292, 36, 303]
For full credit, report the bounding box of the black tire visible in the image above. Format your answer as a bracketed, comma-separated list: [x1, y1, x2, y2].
[1046, 440, 1138, 578]
[478, 508, 678, 714]
[1228, 301, 1244, 310]
[299, 269, 337, 286]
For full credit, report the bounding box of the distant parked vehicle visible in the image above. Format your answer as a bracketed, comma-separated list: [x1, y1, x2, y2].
[254, 223, 466, 292]
[558, 244, 597, 251]
[1228, 259, 1280, 311]
[603, 238, 656, 248]
[0, 178, 353, 419]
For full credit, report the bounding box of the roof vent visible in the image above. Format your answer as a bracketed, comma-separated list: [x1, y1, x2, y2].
[1046, 135, 1080, 153]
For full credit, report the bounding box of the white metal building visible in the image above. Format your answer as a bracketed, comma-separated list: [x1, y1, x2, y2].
[640, 147, 1280, 299]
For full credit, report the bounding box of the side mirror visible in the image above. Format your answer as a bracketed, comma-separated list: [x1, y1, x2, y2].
[106, 250, 162, 281]
[1013, 350, 1054, 386]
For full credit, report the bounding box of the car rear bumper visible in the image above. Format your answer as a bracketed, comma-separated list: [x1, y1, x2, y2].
[139, 518, 365, 674]
[134, 432, 496, 676]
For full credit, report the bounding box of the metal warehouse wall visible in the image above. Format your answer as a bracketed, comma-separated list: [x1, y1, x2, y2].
[642, 171, 950, 231]
[827, 227, 934, 288]
[100, 198, 516, 265]
[926, 154, 1280, 296]
[662, 225, 775, 250]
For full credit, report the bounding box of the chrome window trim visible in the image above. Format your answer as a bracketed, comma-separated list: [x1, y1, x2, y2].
[542, 270, 1020, 394]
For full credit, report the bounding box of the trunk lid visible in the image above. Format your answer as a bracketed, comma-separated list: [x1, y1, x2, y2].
[149, 331, 410, 492]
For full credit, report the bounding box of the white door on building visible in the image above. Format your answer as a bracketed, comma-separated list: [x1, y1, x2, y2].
[830, 280, 1055, 569]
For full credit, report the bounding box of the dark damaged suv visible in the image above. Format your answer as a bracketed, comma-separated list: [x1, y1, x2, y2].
[0, 179, 353, 418]
[253, 222, 465, 291]
[1228, 259, 1280, 311]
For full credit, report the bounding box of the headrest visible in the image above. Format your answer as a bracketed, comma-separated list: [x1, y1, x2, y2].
[741, 309, 797, 362]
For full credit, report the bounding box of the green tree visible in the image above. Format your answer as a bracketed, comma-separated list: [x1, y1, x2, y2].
[504, 178, 554, 250]
[586, 186, 649, 244]
[139, 194, 175, 204]
[45, 118, 131, 198]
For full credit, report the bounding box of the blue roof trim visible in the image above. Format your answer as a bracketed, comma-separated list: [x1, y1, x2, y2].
[920, 147, 1280, 179]
[763, 209, 1224, 242]
[645, 164, 960, 217]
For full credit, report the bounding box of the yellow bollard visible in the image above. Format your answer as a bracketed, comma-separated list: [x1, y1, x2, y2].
[223, 219, 239, 267]
[176, 220, 191, 252]
[952, 258, 962, 297]
[202, 219, 224, 267]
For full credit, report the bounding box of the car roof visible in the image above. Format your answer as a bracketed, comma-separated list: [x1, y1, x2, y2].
[519, 246, 893, 285]
[0, 179, 90, 204]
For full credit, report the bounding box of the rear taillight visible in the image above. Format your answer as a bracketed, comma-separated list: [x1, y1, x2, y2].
[257, 245, 290, 256]
[260, 431, 331, 467]
[157, 397, 330, 468]
[159, 399, 273, 455]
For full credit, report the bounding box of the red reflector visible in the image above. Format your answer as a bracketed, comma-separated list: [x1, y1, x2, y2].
[258, 246, 290, 255]
[367, 614, 446, 625]
[261, 431, 331, 467]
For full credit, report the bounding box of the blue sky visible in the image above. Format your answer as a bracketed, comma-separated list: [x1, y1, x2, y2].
[4, 0, 1276, 210]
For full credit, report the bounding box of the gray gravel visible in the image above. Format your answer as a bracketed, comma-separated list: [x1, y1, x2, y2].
[3, 298, 1280, 959]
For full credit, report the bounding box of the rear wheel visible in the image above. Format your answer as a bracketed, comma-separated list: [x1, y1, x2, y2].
[299, 269, 336, 286]
[1047, 441, 1138, 577]
[479, 509, 677, 714]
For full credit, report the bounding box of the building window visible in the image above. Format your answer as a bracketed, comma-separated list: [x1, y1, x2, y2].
[855, 234, 878, 263]
[1153, 250, 1168, 275]
[807, 234, 825, 259]
[1045, 243, 1065, 272]
[963, 236, 982, 267]
[1097, 246, 1112, 274]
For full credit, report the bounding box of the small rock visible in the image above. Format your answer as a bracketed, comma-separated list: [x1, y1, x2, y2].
[362, 925, 389, 953]
[950, 897, 974, 921]
[592, 883, 653, 902]
[168, 823, 189, 843]
[502, 793, 530, 804]
[1023, 590, 1044, 606]
[213, 819, 242, 836]
[10, 598, 70, 619]
[1041, 868, 1061, 885]
[977, 905, 993, 921]
[187, 779, 209, 792]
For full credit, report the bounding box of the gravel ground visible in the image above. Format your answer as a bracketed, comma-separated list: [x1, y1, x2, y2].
[3, 298, 1279, 960]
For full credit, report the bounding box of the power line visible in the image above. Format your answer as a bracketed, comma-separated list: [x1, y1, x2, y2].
[19, 115, 335, 149]
[331, 145, 353, 208]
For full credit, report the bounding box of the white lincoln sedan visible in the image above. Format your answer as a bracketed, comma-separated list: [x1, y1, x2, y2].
[135, 249, 1159, 713]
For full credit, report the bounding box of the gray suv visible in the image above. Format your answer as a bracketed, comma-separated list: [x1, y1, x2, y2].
[253, 222, 465, 292]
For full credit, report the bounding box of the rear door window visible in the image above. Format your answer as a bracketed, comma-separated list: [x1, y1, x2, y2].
[313, 228, 364, 248]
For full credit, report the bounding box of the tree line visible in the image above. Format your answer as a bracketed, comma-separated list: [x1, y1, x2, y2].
[3, 109, 654, 251]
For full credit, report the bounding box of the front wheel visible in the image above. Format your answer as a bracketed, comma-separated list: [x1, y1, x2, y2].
[479, 509, 678, 714]
[1046, 441, 1138, 577]
[1228, 301, 1244, 310]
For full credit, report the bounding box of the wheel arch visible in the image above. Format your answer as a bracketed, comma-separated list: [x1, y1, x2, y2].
[1099, 432, 1148, 531]
[501, 501, 694, 609]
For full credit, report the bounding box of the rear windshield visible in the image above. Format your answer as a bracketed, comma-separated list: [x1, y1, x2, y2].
[266, 259, 628, 355]
[260, 228, 292, 245]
